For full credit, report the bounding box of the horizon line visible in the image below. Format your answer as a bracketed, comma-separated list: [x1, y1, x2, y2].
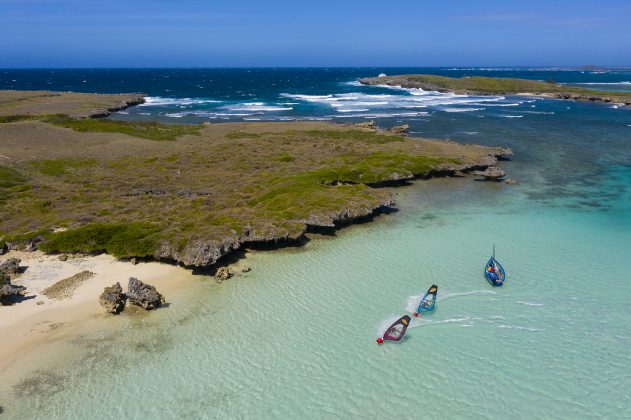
[2, 65, 631, 70]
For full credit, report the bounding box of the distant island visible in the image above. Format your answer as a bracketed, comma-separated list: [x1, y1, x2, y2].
[0, 90, 509, 268]
[360, 74, 631, 105]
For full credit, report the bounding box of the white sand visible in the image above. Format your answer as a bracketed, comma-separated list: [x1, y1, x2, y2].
[0, 251, 198, 372]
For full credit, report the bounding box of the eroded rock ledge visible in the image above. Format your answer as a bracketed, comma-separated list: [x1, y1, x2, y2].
[152, 152, 508, 267]
[0, 90, 145, 119]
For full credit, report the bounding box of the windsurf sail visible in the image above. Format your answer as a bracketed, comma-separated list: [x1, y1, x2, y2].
[484, 248, 506, 286]
[414, 284, 438, 316]
[378, 315, 411, 343]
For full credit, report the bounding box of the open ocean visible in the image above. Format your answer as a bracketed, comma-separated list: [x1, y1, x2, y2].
[1, 68, 631, 418]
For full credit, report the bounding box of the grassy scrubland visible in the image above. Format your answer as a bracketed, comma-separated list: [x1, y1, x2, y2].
[361, 74, 631, 103]
[0, 97, 501, 260]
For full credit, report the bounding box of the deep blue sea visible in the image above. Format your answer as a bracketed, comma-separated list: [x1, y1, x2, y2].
[1, 68, 631, 418]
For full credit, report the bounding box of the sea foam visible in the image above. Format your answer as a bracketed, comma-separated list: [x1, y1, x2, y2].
[140, 97, 221, 106]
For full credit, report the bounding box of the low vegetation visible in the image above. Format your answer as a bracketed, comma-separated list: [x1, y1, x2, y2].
[42, 114, 201, 141]
[0, 114, 201, 141]
[0, 166, 28, 204]
[0, 89, 145, 118]
[31, 158, 98, 176]
[39, 223, 161, 257]
[0, 100, 501, 261]
[227, 128, 404, 144]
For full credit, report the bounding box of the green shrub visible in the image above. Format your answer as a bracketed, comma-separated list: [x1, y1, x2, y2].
[31, 158, 98, 176]
[274, 151, 295, 162]
[226, 131, 263, 139]
[40, 222, 161, 257]
[0, 115, 40, 124]
[42, 115, 201, 141]
[0, 166, 28, 204]
[299, 130, 403, 144]
[227, 129, 403, 144]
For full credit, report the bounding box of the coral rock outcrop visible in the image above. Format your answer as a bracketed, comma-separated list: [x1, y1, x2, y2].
[99, 282, 126, 314]
[127, 277, 164, 310]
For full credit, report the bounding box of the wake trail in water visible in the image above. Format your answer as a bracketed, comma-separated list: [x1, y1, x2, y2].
[405, 289, 497, 315]
[517, 301, 544, 307]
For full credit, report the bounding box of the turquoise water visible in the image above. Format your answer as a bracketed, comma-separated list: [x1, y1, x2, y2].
[3, 177, 631, 418]
[1, 69, 631, 418]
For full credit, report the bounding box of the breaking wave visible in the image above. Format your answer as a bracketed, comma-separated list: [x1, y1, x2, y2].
[572, 81, 631, 85]
[280, 87, 509, 117]
[442, 107, 486, 113]
[223, 102, 293, 112]
[140, 97, 222, 106]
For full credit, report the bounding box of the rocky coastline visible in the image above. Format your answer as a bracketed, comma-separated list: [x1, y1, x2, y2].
[0, 89, 512, 271]
[2, 148, 509, 269]
[2, 154, 509, 269]
[106, 149, 510, 268]
[0, 90, 145, 119]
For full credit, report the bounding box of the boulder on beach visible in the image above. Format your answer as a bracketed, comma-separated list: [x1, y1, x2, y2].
[473, 166, 506, 181]
[0, 277, 27, 304]
[99, 282, 126, 314]
[215, 267, 233, 280]
[0, 258, 22, 276]
[127, 277, 164, 310]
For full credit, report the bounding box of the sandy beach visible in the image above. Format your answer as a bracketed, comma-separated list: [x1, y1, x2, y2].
[0, 251, 198, 374]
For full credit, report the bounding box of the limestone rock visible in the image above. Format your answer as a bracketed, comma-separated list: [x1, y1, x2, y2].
[131, 257, 138, 265]
[0, 258, 22, 276]
[0, 276, 26, 303]
[355, 120, 376, 130]
[99, 282, 125, 314]
[216, 267, 233, 280]
[155, 237, 241, 267]
[390, 124, 409, 136]
[5, 235, 44, 252]
[58, 254, 68, 261]
[241, 266, 251, 273]
[127, 277, 164, 310]
[505, 178, 517, 185]
[473, 166, 506, 181]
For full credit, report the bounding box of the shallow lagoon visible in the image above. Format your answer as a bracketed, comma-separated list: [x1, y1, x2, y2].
[3, 172, 631, 418]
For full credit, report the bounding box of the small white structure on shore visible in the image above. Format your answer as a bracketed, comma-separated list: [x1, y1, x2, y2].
[378, 73, 387, 77]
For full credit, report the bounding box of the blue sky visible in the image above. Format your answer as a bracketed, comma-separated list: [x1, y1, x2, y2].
[1, 0, 630, 67]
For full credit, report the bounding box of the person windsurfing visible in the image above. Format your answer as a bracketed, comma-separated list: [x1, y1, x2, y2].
[377, 315, 411, 344]
[414, 285, 438, 317]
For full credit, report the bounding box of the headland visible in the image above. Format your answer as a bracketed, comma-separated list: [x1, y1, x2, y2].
[360, 74, 631, 105]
